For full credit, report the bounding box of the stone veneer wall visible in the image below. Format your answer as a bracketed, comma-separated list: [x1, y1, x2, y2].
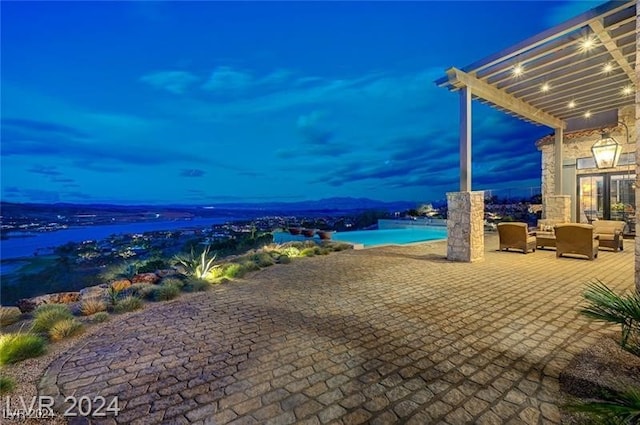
[538, 105, 636, 204]
[446, 191, 484, 262]
[543, 195, 571, 223]
[633, 14, 640, 292]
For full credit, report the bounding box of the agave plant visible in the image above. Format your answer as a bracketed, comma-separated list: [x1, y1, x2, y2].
[579, 280, 640, 355]
[567, 387, 640, 425]
[174, 245, 219, 279]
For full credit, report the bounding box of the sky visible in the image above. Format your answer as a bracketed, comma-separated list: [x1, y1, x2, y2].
[1, 1, 600, 205]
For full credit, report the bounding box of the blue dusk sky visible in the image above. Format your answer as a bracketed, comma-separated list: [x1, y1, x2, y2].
[1, 1, 598, 205]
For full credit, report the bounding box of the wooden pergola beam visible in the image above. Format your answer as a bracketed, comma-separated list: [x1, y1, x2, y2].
[444, 67, 566, 129]
[589, 20, 636, 83]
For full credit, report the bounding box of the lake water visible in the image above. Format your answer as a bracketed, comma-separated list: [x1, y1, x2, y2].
[0, 217, 234, 262]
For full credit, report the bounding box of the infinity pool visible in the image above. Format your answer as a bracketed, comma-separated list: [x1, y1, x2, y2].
[274, 226, 447, 248]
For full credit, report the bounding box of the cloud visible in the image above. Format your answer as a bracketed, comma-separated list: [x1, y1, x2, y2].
[28, 165, 62, 176]
[2, 118, 89, 138]
[180, 168, 205, 177]
[140, 71, 200, 94]
[2, 117, 208, 168]
[202, 67, 254, 92]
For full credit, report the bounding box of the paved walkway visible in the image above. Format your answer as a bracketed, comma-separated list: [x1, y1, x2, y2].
[40, 235, 635, 425]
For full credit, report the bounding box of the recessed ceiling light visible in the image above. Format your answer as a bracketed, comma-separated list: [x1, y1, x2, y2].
[541, 83, 550, 92]
[568, 100, 576, 108]
[622, 85, 634, 95]
[603, 63, 613, 73]
[579, 36, 596, 52]
[584, 111, 592, 118]
[512, 63, 524, 77]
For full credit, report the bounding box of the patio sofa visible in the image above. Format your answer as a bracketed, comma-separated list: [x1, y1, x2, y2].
[592, 220, 625, 252]
[497, 222, 536, 254]
[555, 223, 599, 260]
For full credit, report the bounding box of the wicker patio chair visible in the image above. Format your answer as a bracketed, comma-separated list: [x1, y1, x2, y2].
[497, 222, 536, 254]
[555, 223, 599, 260]
[592, 220, 625, 252]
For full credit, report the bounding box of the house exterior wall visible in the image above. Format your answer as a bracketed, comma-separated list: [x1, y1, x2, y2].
[538, 105, 636, 220]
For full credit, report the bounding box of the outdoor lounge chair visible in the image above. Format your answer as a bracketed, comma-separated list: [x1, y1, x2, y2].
[592, 220, 625, 252]
[497, 222, 536, 254]
[555, 223, 599, 260]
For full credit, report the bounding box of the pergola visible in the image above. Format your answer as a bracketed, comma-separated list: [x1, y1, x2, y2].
[435, 0, 638, 287]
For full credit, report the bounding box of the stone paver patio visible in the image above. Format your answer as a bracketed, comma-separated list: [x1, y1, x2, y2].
[40, 235, 634, 425]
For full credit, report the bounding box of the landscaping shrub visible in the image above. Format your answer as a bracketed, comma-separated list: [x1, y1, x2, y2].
[137, 259, 169, 274]
[91, 312, 109, 323]
[183, 278, 211, 293]
[281, 246, 301, 258]
[114, 296, 143, 313]
[223, 263, 243, 279]
[300, 247, 317, 257]
[160, 277, 187, 288]
[566, 387, 640, 425]
[0, 307, 22, 327]
[0, 376, 15, 394]
[80, 299, 107, 316]
[580, 280, 640, 355]
[250, 252, 276, 268]
[31, 305, 73, 333]
[277, 255, 291, 264]
[0, 333, 46, 365]
[153, 283, 181, 301]
[240, 261, 260, 273]
[127, 283, 155, 300]
[49, 318, 84, 342]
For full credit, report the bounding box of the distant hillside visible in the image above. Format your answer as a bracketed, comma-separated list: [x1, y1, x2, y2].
[1, 197, 419, 217]
[205, 197, 417, 212]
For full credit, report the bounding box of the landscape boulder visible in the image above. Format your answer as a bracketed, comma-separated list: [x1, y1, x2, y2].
[79, 284, 109, 301]
[131, 273, 160, 284]
[17, 291, 81, 313]
[156, 269, 179, 278]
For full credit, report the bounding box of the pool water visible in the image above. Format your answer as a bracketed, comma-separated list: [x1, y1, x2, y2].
[274, 226, 447, 247]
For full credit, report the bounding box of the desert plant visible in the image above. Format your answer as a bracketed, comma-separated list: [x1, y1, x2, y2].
[183, 278, 211, 293]
[80, 299, 107, 316]
[580, 280, 640, 354]
[0, 376, 15, 394]
[0, 307, 22, 327]
[114, 296, 143, 313]
[0, 333, 46, 365]
[49, 318, 84, 342]
[174, 245, 220, 279]
[91, 312, 109, 323]
[566, 388, 640, 425]
[153, 283, 181, 301]
[31, 305, 73, 333]
[99, 261, 140, 283]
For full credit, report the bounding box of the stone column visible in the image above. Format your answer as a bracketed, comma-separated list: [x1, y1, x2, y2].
[543, 195, 571, 223]
[446, 191, 484, 262]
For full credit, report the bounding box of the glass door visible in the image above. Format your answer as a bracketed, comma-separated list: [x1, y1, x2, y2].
[578, 173, 635, 235]
[610, 174, 636, 235]
[578, 176, 604, 224]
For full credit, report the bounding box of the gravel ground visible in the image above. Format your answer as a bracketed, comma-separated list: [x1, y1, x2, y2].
[1, 305, 161, 425]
